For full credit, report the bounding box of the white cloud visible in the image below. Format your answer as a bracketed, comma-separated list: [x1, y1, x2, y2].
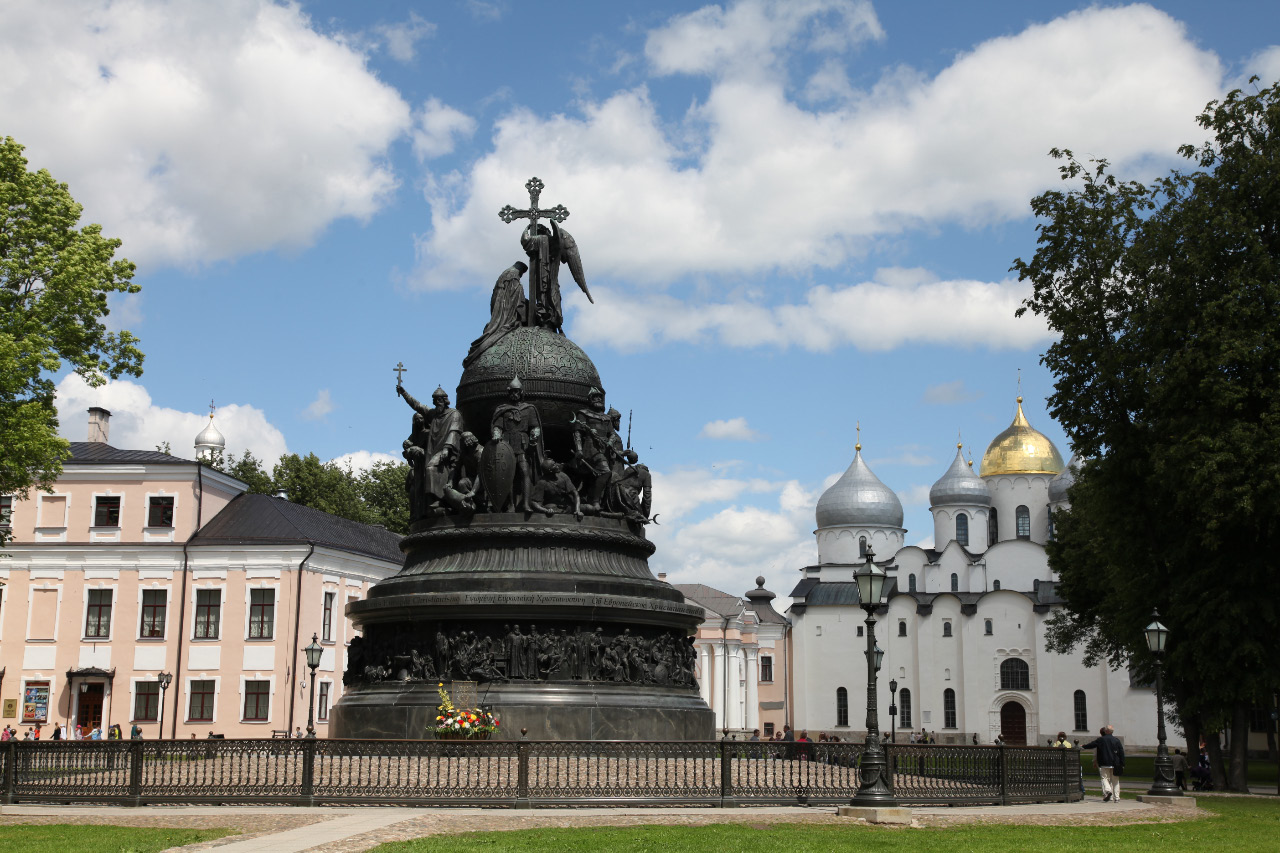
[896, 484, 932, 508]
[922, 380, 984, 405]
[330, 450, 400, 473]
[413, 98, 478, 161]
[569, 275, 1050, 352]
[870, 450, 935, 467]
[413, 3, 1223, 343]
[302, 389, 334, 421]
[649, 465, 777, 524]
[373, 12, 436, 62]
[0, 0, 411, 267]
[1236, 46, 1280, 92]
[699, 417, 763, 441]
[465, 0, 504, 23]
[55, 375, 288, 467]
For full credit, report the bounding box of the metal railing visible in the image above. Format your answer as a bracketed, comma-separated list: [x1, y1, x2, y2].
[0, 738, 1082, 808]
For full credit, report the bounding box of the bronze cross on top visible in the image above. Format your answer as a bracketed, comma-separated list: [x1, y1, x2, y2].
[394, 361, 407, 386]
[498, 177, 569, 231]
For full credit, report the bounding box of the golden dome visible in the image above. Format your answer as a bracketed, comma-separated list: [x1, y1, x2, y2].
[980, 397, 1065, 477]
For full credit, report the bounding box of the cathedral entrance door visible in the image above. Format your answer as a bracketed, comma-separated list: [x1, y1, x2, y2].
[76, 684, 105, 732]
[1000, 701, 1027, 745]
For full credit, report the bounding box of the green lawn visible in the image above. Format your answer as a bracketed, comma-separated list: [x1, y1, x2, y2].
[1080, 754, 1278, 786]
[371, 796, 1280, 853]
[0, 825, 231, 853]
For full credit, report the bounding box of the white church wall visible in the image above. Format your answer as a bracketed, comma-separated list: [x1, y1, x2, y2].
[816, 526, 905, 565]
[982, 539, 1049, 592]
[931, 506, 991, 555]
[985, 475, 1053, 544]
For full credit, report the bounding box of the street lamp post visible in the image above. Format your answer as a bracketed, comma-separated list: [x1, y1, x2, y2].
[157, 672, 172, 739]
[888, 678, 898, 744]
[1144, 612, 1180, 796]
[303, 633, 323, 739]
[850, 547, 897, 806]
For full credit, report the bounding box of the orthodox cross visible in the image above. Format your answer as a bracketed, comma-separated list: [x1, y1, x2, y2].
[209, 399, 216, 418]
[394, 362, 407, 386]
[855, 420, 862, 452]
[498, 177, 570, 230]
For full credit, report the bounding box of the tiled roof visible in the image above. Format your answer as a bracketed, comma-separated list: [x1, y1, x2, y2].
[673, 583, 745, 619]
[192, 493, 404, 563]
[68, 442, 192, 464]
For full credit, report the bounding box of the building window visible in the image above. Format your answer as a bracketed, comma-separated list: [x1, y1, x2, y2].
[139, 589, 166, 638]
[984, 619, 993, 635]
[188, 680, 215, 722]
[898, 621, 907, 637]
[322, 591, 336, 642]
[899, 688, 912, 727]
[84, 589, 112, 638]
[0, 495, 12, 528]
[1000, 658, 1031, 690]
[318, 682, 331, 722]
[836, 687, 849, 727]
[147, 496, 174, 528]
[195, 589, 221, 639]
[950, 573, 959, 592]
[856, 625, 864, 637]
[93, 495, 121, 527]
[908, 574, 917, 592]
[1074, 690, 1088, 731]
[248, 589, 275, 639]
[763, 722, 775, 738]
[943, 688, 957, 728]
[859, 535, 868, 557]
[243, 681, 271, 721]
[992, 580, 1001, 591]
[133, 682, 159, 721]
[988, 507, 999, 546]
[942, 621, 953, 637]
[955, 512, 968, 546]
[1016, 505, 1030, 539]
[760, 655, 774, 683]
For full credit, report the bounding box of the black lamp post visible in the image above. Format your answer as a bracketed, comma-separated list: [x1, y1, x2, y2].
[157, 672, 172, 739]
[303, 633, 323, 739]
[888, 678, 899, 743]
[1144, 611, 1180, 796]
[850, 547, 897, 806]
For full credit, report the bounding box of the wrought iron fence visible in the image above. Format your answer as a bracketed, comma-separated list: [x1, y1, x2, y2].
[0, 739, 1082, 808]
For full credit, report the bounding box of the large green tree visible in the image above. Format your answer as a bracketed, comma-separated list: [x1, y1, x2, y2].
[1014, 81, 1280, 791]
[0, 137, 142, 538]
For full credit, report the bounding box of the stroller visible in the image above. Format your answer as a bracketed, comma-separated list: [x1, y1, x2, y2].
[1191, 759, 1214, 791]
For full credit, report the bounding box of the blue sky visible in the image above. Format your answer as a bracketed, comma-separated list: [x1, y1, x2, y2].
[5, 1, 1278, 594]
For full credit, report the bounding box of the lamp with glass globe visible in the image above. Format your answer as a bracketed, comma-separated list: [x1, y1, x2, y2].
[303, 634, 324, 739]
[1144, 611, 1180, 796]
[849, 547, 897, 806]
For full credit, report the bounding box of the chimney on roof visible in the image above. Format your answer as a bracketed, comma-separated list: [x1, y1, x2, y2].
[657, 572, 668, 582]
[275, 489, 288, 501]
[87, 407, 111, 443]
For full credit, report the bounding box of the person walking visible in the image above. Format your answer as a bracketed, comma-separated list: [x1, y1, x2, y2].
[1081, 725, 1126, 802]
[1172, 749, 1189, 791]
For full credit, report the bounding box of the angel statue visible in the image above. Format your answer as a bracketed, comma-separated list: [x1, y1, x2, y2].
[498, 177, 592, 334]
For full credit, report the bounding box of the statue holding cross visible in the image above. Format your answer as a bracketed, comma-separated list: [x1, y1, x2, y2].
[498, 177, 592, 333]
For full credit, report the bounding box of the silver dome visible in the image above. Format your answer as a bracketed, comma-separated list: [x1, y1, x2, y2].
[194, 416, 225, 449]
[1048, 455, 1078, 503]
[815, 449, 904, 529]
[930, 445, 991, 507]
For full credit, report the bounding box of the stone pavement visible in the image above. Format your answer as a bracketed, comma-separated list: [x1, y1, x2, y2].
[0, 797, 1208, 853]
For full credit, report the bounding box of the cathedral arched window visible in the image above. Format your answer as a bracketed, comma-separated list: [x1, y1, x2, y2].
[836, 687, 849, 727]
[984, 619, 993, 635]
[1000, 658, 1030, 690]
[992, 580, 1001, 591]
[943, 688, 957, 728]
[1073, 690, 1088, 731]
[899, 688, 912, 727]
[908, 574, 917, 593]
[859, 535, 868, 557]
[1016, 505, 1031, 539]
[1033, 579, 1040, 594]
[955, 512, 969, 546]
[988, 507, 999, 546]
[942, 621, 952, 637]
[898, 620, 908, 637]
[950, 573, 959, 592]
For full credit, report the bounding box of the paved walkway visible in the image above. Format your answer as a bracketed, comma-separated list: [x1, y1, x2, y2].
[0, 797, 1205, 853]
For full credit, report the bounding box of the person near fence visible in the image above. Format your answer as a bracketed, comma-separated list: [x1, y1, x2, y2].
[130, 723, 143, 740]
[1172, 748, 1189, 791]
[749, 729, 761, 741]
[0, 726, 10, 741]
[1081, 725, 1125, 802]
[1052, 731, 1085, 794]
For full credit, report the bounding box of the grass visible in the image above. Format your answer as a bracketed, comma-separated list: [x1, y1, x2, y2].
[0, 825, 232, 853]
[370, 796, 1280, 853]
[1080, 754, 1278, 786]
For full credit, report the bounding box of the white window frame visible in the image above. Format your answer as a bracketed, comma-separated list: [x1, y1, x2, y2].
[317, 679, 333, 722]
[25, 585, 62, 642]
[136, 585, 171, 641]
[191, 584, 225, 642]
[321, 588, 337, 643]
[20, 676, 56, 723]
[81, 584, 117, 641]
[130, 677, 163, 722]
[184, 675, 221, 725]
[143, 490, 179, 541]
[0, 494, 13, 529]
[243, 584, 279, 642]
[90, 491, 124, 528]
[239, 674, 276, 725]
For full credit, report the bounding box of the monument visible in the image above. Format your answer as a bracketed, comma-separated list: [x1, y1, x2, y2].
[330, 178, 715, 740]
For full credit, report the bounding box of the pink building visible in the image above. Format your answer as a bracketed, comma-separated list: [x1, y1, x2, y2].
[0, 410, 401, 738]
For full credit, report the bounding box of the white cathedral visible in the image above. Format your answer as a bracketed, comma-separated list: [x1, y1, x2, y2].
[788, 397, 1159, 747]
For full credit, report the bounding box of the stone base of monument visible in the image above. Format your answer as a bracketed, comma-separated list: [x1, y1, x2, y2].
[1136, 794, 1196, 807]
[836, 805, 913, 824]
[331, 681, 713, 741]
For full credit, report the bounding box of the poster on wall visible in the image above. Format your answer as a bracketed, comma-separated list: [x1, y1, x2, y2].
[22, 682, 50, 723]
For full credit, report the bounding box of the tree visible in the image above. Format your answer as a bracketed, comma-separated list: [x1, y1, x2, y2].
[356, 459, 410, 535]
[1014, 80, 1280, 791]
[0, 137, 142, 540]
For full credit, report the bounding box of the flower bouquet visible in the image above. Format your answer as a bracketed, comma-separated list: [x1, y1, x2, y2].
[430, 682, 499, 740]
